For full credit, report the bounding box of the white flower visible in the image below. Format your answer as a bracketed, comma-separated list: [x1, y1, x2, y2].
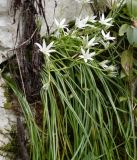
[85, 36, 98, 48]
[99, 60, 110, 69]
[55, 18, 68, 29]
[107, 65, 118, 77]
[88, 15, 97, 23]
[75, 0, 93, 4]
[75, 16, 89, 29]
[35, 40, 55, 56]
[79, 48, 95, 63]
[101, 30, 115, 41]
[106, 65, 117, 72]
[99, 13, 113, 26]
[99, 60, 116, 71]
[99, 60, 117, 76]
[82, 35, 98, 48]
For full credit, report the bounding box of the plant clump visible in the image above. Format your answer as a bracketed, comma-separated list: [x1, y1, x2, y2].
[3, 0, 137, 160]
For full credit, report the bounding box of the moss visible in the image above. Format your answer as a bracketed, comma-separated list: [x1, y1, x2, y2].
[0, 142, 16, 153]
[0, 125, 18, 159]
[4, 102, 12, 110]
[1, 83, 14, 110]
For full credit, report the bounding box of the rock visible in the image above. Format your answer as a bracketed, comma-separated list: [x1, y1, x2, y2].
[0, 0, 8, 13]
[0, 0, 92, 64]
[40, 0, 92, 35]
[0, 78, 16, 160]
[0, 0, 17, 64]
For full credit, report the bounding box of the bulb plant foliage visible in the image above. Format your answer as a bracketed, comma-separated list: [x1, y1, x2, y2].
[5, 0, 137, 160]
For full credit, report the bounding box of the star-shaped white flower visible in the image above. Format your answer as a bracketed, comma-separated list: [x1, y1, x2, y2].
[35, 40, 55, 56]
[82, 35, 99, 48]
[99, 13, 113, 26]
[55, 18, 68, 30]
[99, 60, 110, 69]
[79, 48, 95, 63]
[75, 16, 89, 29]
[101, 30, 115, 41]
[75, 0, 93, 4]
[99, 60, 117, 76]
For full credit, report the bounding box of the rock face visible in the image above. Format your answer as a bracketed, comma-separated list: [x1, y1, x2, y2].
[41, 0, 92, 35]
[0, 0, 92, 64]
[0, 78, 16, 160]
[0, 0, 17, 64]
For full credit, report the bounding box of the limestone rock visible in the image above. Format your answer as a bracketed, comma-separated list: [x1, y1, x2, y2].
[40, 0, 92, 35]
[0, 0, 92, 64]
[0, 78, 16, 160]
[0, 0, 17, 64]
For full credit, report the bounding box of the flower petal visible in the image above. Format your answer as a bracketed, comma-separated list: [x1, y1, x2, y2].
[48, 49, 56, 53]
[101, 13, 105, 20]
[90, 52, 96, 57]
[35, 43, 43, 50]
[81, 47, 85, 55]
[55, 18, 59, 26]
[46, 41, 54, 50]
[105, 18, 112, 22]
[43, 40, 47, 50]
[101, 30, 105, 37]
[88, 37, 95, 46]
[60, 18, 66, 26]
[79, 55, 84, 59]
[84, 59, 88, 63]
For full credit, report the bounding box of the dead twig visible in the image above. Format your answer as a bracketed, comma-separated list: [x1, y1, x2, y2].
[7, 28, 37, 53]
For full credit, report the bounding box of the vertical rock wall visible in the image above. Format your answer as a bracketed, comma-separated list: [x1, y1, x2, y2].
[0, 1, 17, 159]
[0, 0, 17, 64]
[41, 0, 92, 35]
[0, 0, 93, 63]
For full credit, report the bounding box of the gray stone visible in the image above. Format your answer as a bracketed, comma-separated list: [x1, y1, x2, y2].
[0, 78, 16, 160]
[40, 0, 92, 35]
[0, 0, 17, 64]
[0, 0, 93, 64]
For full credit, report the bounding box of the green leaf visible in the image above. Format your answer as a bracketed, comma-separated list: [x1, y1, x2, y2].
[120, 70, 127, 79]
[119, 24, 129, 36]
[127, 0, 137, 18]
[121, 49, 133, 76]
[119, 96, 128, 102]
[127, 26, 137, 45]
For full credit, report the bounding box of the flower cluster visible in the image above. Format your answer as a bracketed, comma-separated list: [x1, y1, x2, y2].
[75, 13, 113, 29]
[53, 13, 114, 37]
[35, 13, 117, 77]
